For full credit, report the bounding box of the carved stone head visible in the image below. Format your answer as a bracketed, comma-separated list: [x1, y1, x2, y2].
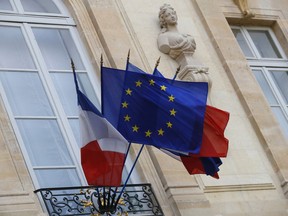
[158, 4, 178, 30]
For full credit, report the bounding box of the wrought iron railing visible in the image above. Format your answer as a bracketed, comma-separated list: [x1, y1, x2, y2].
[34, 184, 164, 216]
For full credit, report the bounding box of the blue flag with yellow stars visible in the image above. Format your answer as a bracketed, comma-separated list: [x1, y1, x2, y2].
[101, 67, 208, 154]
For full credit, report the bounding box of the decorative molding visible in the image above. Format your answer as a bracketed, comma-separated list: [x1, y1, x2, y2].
[165, 186, 210, 207]
[233, 0, 255, 18]
[201, 174, 275, 193]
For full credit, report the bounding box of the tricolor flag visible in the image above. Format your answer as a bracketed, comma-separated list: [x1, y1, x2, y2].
[73, 67, 129, 186]
[191, 105, 229, 157]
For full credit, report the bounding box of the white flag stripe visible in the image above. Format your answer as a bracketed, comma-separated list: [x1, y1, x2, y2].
[79, 107, 128, 154]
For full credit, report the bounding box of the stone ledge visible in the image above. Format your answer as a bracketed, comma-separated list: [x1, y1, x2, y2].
[0, 192, 35, 206]
[165, 186, 210, 209]
[202, 174, 275, 193]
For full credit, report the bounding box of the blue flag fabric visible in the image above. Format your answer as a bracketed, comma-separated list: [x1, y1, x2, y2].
[126, 63, 222, 178]
[153, 68, 164, 77]
[101, 66, 208, 153]
[127, 62, 145, 74]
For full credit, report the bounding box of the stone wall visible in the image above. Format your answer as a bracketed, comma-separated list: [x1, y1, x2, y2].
[0, 0, 288, 215]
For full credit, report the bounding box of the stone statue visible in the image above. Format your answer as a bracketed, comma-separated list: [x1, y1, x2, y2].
[157, 4, 211, 98]
[157, 4, 196, 59]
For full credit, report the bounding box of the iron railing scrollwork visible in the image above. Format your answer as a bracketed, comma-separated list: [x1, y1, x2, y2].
[34, 184, 164, 216]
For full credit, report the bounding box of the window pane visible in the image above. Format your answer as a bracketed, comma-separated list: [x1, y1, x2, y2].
[252, 69, 278, 105]
[17, 119, 73, 166]
[33, 28, 84, 70]
[50, 72, 99, 116]
[50, 72, 78, 116]
[248, 30, 282, 58]
[270, 71, 288, 104]
[20, 0, 61, 14]
[0, 0, 13, 11]
[271, 107, 288, 139]
[69, 119, 80, 147]
[35, 169, 81, 187]
[0, 26, 35, 69]
[0, 72, 54, 116]
[232, 29, 254, 58]
[78, 73, 100, 109]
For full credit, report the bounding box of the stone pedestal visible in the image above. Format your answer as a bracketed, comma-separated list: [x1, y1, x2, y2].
[175, 52, 211, 93]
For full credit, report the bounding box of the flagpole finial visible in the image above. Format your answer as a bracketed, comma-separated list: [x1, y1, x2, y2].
[173, 65, 181, 80]
[155, 56, 161, 69]
[100, 54, 103, 68]
[71, 59, 75, 71]
[127, 49, 130, 63]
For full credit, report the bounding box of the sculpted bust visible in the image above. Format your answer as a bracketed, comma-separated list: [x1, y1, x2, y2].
[157, 4, 196, 59]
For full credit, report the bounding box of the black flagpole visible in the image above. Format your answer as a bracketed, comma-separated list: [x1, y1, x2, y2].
[172, 65, 181, 81]
[153, 56, 161, 75]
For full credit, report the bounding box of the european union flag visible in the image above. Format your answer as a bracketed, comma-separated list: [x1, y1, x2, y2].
[101, 67, 208, 154]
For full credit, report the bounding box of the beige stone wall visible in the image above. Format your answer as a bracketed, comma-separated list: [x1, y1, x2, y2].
[0, 95, 43, 215]
[81, 0, 288, 215]
[1, 0, 288, 215]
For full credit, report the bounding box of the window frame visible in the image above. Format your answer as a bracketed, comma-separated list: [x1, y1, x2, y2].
[0, 1, 101, 189]
[232, 25, 288, 139]
[0, 0, 74, 25]
[0, 0, 139, 190]
[0, 23, 86, 188]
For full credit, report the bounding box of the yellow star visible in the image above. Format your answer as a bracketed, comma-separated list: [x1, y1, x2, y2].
[132, 125, 139, 132]
[160, 85, 167, 91]
[135, 80, 142, 87]
[170, 108, 176, 116]
[122, 101, 128, 108]
[145, 130, 152, 137]
[124, 114, 131, 121]
[166, 122, 172, 128]
[168, 95, 175, 102]
[149, 79, 155, 86]
[126, 88, 132, 95]
[158, 128, 164, 136]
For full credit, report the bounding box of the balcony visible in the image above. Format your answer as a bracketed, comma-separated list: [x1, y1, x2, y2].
[34, 184, 164, 215]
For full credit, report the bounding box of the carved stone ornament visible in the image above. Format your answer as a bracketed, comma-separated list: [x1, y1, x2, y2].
[233, 0, 255, 18]
[157, 4, 196, 60]
[157, 4, 211, 92]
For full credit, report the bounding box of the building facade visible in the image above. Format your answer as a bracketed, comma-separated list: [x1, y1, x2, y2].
[0, 0, 288, 215]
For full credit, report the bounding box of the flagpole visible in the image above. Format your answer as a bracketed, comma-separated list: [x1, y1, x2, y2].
[100, 54, 104, 113]
[71, 59, 80, 92]
[99, 54, 108, 210]
[126, 49, 130, 71]
[110, 50, 133, 205]
[114, 144, 144, 209]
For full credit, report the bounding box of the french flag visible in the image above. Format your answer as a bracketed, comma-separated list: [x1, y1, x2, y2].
[73, 67, 129, 186]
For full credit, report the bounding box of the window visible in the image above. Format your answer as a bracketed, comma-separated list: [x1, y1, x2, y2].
[0, 0, 13, 11]
[0, 0, 101, 188]
[0, 0, 62, 14]
[232, 26, 288, 139]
